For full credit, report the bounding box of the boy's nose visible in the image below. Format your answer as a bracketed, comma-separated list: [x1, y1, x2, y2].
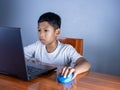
[39, 32, 44, 38]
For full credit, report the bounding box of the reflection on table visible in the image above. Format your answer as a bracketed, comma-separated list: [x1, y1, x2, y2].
[0, 71, 120, 90]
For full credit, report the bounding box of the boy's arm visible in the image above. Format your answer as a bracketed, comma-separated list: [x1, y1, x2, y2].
[73, 57, 90, 78]
[61, 57, 91, 79]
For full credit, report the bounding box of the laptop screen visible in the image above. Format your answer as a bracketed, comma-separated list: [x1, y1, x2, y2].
[0, 27, 28, 80]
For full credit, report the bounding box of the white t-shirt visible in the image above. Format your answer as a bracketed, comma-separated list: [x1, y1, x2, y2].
[24, 40, 82, 66]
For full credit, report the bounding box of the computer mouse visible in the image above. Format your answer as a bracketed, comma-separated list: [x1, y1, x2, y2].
[57, 73, 73, 83]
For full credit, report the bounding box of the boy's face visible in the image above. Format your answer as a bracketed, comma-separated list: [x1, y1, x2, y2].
[38, 21, 60, 45]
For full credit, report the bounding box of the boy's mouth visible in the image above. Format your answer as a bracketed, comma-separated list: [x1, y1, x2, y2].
[40, 39, 46, 43]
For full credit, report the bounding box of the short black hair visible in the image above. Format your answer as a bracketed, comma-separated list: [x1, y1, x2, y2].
[38, 12, 61, 29]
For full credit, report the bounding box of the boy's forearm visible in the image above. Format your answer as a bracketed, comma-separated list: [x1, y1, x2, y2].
[74, 57, 91, 75]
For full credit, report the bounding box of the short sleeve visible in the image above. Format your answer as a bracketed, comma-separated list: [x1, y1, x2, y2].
[24, 41, 39, 59]
[67, 45, 82, 67]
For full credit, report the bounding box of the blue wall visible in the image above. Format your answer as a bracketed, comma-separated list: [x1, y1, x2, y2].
[0, 0, 120, 76]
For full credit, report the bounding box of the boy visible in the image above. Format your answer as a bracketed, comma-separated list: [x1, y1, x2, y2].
[24, 12, 90, 79]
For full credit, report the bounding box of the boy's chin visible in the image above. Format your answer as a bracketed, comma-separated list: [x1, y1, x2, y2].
[41, 42, 47, 45]
[41, 41, 48, 45]
[40, 40, 46, 44]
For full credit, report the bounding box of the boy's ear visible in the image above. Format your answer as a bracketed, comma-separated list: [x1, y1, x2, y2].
[55, 29, 60, 36]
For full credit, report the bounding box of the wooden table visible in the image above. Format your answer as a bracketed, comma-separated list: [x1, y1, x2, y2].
[0, 71, 120, 90]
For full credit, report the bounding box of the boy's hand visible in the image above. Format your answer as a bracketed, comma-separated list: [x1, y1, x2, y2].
[61, 66, 77, 79]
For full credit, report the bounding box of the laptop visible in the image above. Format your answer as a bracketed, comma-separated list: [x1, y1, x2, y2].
[0, 26, 57, 80]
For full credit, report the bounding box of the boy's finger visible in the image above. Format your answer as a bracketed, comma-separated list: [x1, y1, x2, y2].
[61, 66, 67, 76]
[67, 68, 75, 78]
[72, 72, 77, 79]
[63, 67, 70, 78]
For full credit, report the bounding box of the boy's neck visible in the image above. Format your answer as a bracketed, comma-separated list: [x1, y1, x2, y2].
[46, 40, 58, 53]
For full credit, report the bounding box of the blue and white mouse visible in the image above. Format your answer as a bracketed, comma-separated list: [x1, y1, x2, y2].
[57, 74, 73, 83]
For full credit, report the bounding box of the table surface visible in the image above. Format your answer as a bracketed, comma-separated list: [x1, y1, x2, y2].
[0, 71, 120, 90]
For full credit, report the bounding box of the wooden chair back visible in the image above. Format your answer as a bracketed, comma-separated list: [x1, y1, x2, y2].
[58, 37, 83, 55]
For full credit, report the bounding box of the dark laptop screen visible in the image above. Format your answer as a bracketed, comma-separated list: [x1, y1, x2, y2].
[0, 27, 28, 80]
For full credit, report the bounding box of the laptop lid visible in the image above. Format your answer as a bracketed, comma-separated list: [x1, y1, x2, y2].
[0, 26, 57, 80]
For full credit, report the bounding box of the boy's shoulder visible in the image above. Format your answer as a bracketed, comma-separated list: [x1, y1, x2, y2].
[58, 40, 74, 49]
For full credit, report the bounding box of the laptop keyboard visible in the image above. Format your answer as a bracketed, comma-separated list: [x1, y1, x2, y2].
[27, 66, 45, 74]
[26, 64, 56, 77]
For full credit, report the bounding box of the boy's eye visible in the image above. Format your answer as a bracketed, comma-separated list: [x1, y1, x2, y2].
[44, 30, 48, 32]
[38, 30, 41, 32]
